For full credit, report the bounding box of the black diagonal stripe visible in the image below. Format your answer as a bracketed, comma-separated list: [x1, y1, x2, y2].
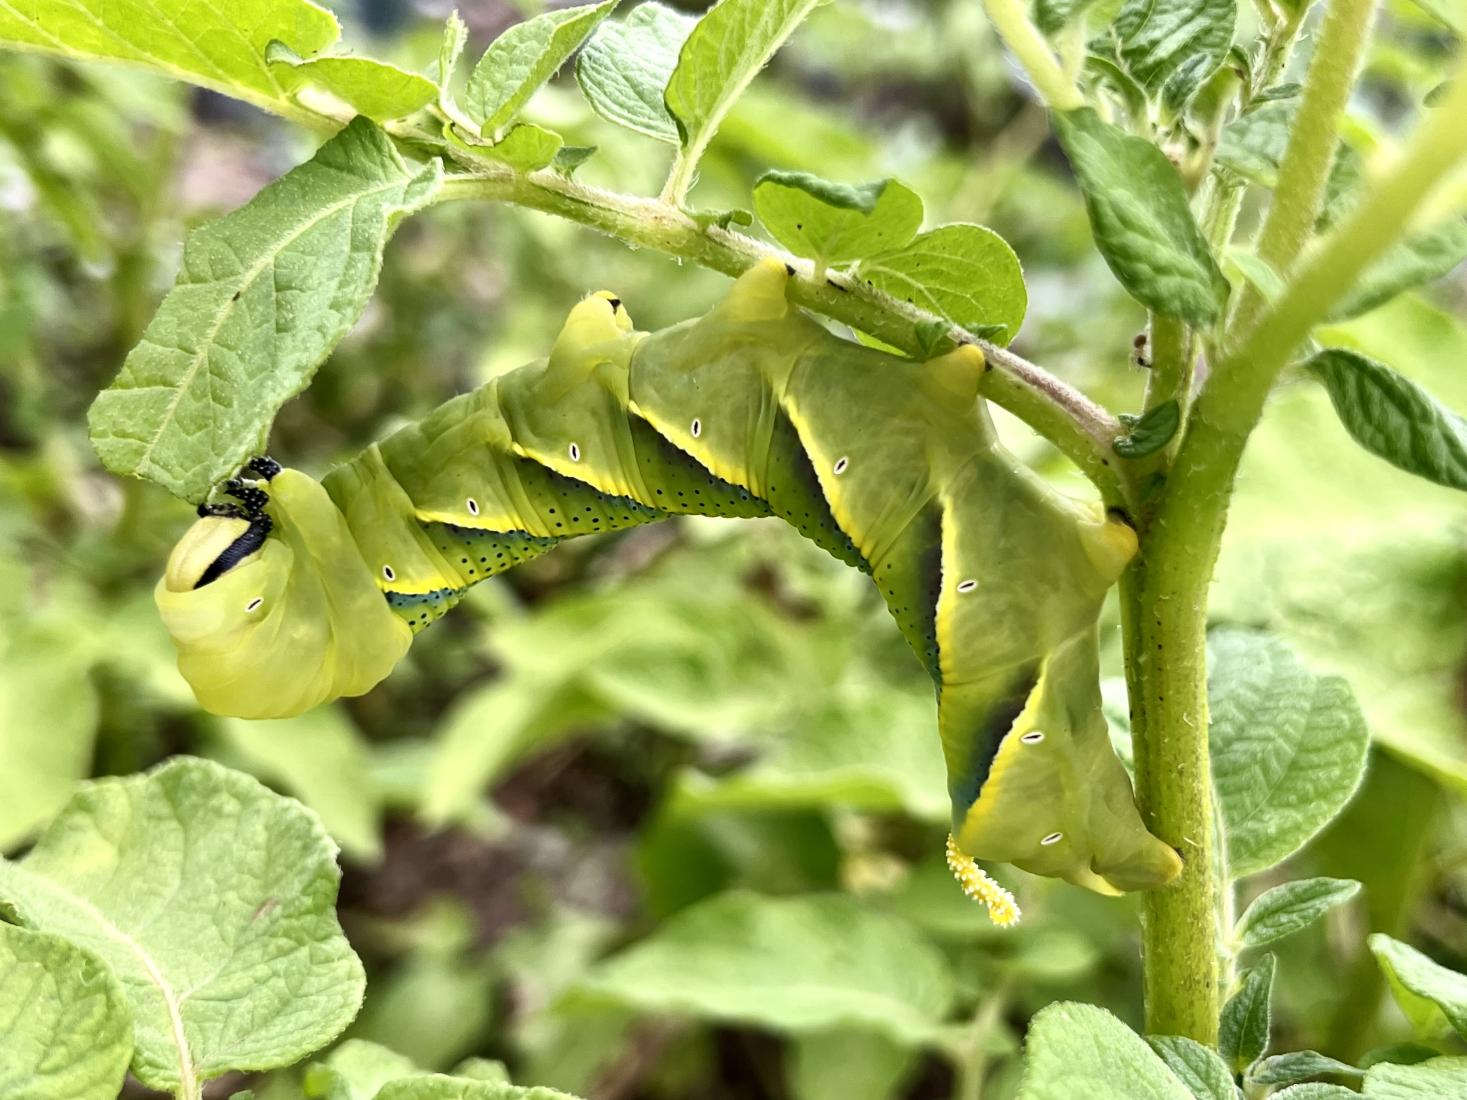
[949, 661, 1042, 818]
[194, 516, 272, 589]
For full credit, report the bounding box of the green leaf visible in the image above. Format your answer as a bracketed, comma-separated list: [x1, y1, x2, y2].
[1219, 954, 1275, 1073]
[664, 0, 824, 177]
[452, 1060, 512, 1084]
[1016, 1002, 1193, 1100]
[0, 924, 133, 1100]
[1252, 82, 1302, 105]
[375, 1079, 585, 1100]
[1271, 1087, 1361, 1099]
[855, 224, 1027, 345]
[574, 891, 953, 1046]
[1208, 629, 1370, 877]
[552, 145, 597, 175]
[789, 1029, 916, 1100]
[914, 319, 959, 358]
[753, 172, 923, 267]
[1250, 1051, 1361, 1086]
[1215, 103, 1361, 223]
[1365, 1058, 1467, 1098]
[1233, 878, 1361, 948]
[1369, 934, 1467, 1041]
[1329, 219, 1467, 320]
[1037, 0, 1102, 34]
[1053, 107, 1227, 326]
[438, 11, 469, 85]
[1146, 1036, 1239, 1100]
[1084, 54, 1151, 119]
[464, 0, 618, 137]
[87, 118, 441, 501]
[1111, 0, 1237, 111]
[1359, 1043, 1442, 1068]
[422, 677, 604, 827]
[689, 207, 755, 231]
[0, 0, 339, 118]
[304, 1039, 423, 1100]
[265, 42, 437, 123]
[576, 1, 698, 143]
[218, 708, 384, 863]
[480, 123, 565, 171]
[671, 684, 948, 821]
[1114, 399, 1180, 458]
[0, 630, 97, 850]
[1305, 348, 1467, 492]
[0, 757, 364, 1091]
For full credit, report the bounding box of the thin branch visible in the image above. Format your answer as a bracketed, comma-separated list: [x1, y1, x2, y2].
[1228, 0, 1380, 340]
[437, 170, 1128, 504]
[977, 0, 1084, 110]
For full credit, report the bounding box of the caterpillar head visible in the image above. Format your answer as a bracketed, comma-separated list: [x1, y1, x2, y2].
[156, 468, 412, 720]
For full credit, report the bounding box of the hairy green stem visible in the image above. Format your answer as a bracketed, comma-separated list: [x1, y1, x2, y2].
[1127, 46, 1467, 1041]
[438, 172, 1126, 504]
[1230, 0, 1379, 338]
[977, 0, 1084, 110]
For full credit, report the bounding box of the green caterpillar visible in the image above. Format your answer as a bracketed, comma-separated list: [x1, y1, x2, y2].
[155, 259, 1180, 914]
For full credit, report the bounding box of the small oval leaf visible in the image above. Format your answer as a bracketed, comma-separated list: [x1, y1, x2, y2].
[1369, 934, 1467, 1041]
[1114, 400, 1181, 458]
[1249, 1050, 1361, 1087]
[1053, 107, 1227, 326]
[1306, 348, 1467, 492]
[1234, 878, 1361, 949]
[576, 1, 698, 143]
[1220, 954, 1276, 1073]
[464, 0, 618, 136]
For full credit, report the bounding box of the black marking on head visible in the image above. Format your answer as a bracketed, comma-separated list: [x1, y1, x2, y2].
[1020, 730, 1045, 744]
[783, 263, 795, 276]
[950, 661, 1042, 819]
[1041, 832, 1064, 846]
[607, 297, 622, 312]
[225, 480, 270, 517]
[194, 514, 272, 589]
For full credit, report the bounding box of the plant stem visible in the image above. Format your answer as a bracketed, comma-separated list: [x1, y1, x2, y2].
[977, 0, 1084, 110]
[1229, 0, 1380, 338]
[1121, 555, 1219, 1042]
[438, 172, 1127, 504]
[955, 981, 1012, 1100]
[1125, 45, 1467, 1042]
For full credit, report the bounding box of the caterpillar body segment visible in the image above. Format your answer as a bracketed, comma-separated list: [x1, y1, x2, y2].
[157, 259, 1180, 896]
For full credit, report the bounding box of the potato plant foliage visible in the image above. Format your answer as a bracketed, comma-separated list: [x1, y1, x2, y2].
[1, 0, 1467, 1098]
